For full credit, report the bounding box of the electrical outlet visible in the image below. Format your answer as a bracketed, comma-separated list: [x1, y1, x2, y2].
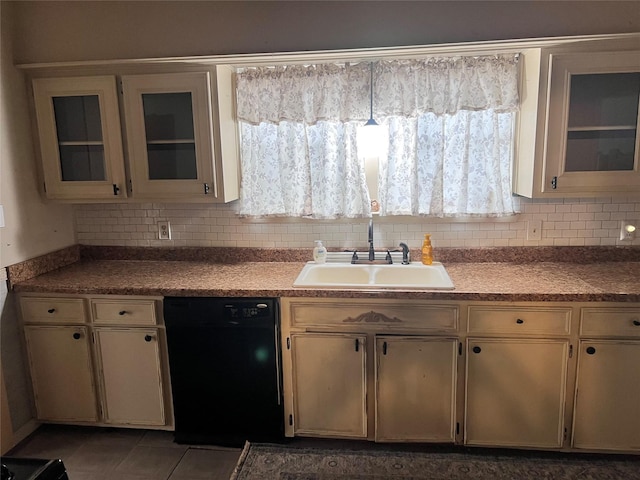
[526, 220, 542, 241]
[620, 221, 636, 241]
[158, 221, 171, 240]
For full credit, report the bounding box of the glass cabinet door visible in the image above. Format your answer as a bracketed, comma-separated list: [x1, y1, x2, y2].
[122, 72, 215, 199]
[32, 76, 127, 200]
[142, 92, 198, 180]
[544, 51, 640, 195]
[53, 95, 106, 181]
[565, 72, 639, 172]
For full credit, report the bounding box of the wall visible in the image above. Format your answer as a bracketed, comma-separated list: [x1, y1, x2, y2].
[1, 2, 76, 446]
[0, 2, 76, 269]
[11, 1, 640, 64]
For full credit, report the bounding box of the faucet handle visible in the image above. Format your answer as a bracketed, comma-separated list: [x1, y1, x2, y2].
[351, 250, 359, 264]
[385, 250, 393, 264]
[399, 242, 410, 265]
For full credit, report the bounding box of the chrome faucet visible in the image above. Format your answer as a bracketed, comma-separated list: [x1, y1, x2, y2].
[368, 218, 375, 261]
[399, 242, 410, 264]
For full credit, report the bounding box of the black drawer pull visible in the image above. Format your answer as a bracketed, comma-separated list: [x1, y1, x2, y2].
[472, 346, 482, 354]
[586, 346, 596, 355]
[516, 318, 524, 324]
[73, 332, 81, 340]
[47, 308, 56, 314]
[119, 310, 127, 316]
[633, 319, 640, 326]
[144, 335, 153, 342]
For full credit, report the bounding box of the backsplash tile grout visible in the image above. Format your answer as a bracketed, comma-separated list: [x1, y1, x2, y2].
[74, 197, 640, 249]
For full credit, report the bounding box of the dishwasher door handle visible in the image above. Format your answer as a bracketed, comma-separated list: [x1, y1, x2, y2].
[274, 321, 283, 406]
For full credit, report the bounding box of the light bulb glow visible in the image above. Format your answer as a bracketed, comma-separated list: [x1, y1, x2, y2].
[357, 124, 388, 160]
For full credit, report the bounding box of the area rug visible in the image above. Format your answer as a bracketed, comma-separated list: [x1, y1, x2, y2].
[229, 442, 640, 480]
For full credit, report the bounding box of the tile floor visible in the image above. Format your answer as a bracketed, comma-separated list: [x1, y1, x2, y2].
[5, 425, 242, 480]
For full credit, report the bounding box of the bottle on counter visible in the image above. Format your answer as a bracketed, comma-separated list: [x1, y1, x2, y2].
[421, 234, 433, 265]
[313, 240, 327, 264]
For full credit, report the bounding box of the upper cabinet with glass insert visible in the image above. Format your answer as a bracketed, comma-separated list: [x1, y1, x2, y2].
[30, 67, 239, 203]
[32, 76, 127, 200]
[515, 50, 640, 198]
[122, 72, 216, 199]
[543, 51, 640, 195]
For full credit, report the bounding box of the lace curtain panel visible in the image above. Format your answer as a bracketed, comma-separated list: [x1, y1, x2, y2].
[236, 54, 520, 218]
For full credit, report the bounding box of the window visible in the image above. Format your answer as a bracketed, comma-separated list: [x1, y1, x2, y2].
[236, 55, 520, 219]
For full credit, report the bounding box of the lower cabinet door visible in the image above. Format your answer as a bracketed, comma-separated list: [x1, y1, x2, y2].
[291, 333, 367, 438]
[95, 328, 166, 426]
[24, 325, 98, 422]
[572, 340, 640, 451]
[375, 337, 457, 442]
[465, 338, 569, 448]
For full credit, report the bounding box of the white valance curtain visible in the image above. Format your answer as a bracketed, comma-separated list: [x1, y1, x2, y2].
[236, 54, 520, 218]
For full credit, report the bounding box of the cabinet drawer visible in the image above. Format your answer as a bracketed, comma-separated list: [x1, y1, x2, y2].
[289, 301, 458, 332]
[467, 305, 571, 336]
[20, 297, 86, 324]
[91, 299, 158, 325]
[580, 307, 640, 338]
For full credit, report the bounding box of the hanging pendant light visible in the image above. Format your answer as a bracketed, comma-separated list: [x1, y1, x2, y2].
[364, 62, 379, 126]
[357, 60, 387, 161]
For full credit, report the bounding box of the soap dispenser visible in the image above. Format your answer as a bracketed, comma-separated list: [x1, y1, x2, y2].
[313, 240, 327, 264]
[421, 234, 433, 265]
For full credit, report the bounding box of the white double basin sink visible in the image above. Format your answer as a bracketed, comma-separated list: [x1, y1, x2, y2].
[293, 261, 454, 290]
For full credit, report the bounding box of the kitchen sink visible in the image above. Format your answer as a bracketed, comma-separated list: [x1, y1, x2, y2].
[293, 261, 454, 290]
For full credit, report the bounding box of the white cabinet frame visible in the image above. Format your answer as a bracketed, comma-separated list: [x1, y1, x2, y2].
[32, 76, 127, 200]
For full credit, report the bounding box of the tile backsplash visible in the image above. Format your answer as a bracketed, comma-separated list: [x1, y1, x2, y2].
[75, 196, 640, 249]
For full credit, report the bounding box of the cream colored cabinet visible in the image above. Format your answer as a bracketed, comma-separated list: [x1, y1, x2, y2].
[281, 298, 460, 443]
[30, 67, 239, 203]
[94, 327, 166, 426]
[542, 51, 640, 196]
[572, 307, 640, 451]
[290, 333, 367, 438]
[20, 294, 170, 429]
[465, 338, 569, 448]
[90, 297, 170, 428]
[122, 70, 238, 201]
[515, 47, 640, 198]
[464, 305, 571, 448]
[23, 325, 98, 422]
[572, 341, 640, 451]
[32, 76, 127, 200]
[375, 336, 457, 442]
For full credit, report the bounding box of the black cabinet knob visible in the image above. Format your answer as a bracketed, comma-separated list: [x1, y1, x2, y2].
[47, 308, 55, 314]
[119, 311, 127, 316]
[633, 319, 640, 326]
[586, 346, 596, 355]
[73, 332, 81, 340]
[472, 346, 482, 354]
[516, 318, 524, 324]
[144, 335, 153, 342]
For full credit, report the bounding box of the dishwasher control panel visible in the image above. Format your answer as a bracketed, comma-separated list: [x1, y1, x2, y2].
[225, 303, 271, 319]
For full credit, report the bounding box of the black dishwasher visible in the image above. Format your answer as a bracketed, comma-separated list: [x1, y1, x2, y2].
[164, 297, 284, 446]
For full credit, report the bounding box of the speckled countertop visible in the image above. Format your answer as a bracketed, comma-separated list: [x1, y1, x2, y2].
[10, 246, 640, 302]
